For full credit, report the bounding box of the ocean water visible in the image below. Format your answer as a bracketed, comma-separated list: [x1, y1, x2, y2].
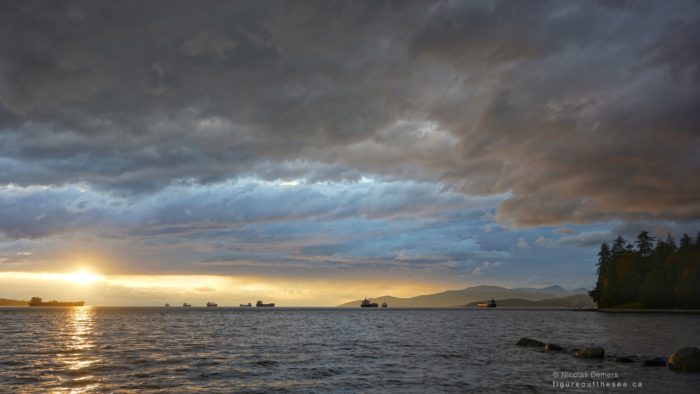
[1, 308, 699, 393]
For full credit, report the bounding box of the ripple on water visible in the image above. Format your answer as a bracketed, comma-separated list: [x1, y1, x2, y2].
[1, 308, 700, 392]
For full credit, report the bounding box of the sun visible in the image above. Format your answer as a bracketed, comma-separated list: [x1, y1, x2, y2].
[64, 270, 102, 285]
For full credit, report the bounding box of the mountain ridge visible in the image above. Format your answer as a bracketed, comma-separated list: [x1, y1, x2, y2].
[337, 285, 589, 307]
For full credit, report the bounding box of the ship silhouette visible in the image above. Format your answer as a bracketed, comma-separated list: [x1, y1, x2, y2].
[28, 297, 84, 307]
[477, 298, 497, 308]
[361, 298, 378, 307]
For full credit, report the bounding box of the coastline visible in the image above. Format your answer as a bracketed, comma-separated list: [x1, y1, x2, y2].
[598, 308, 700, 314]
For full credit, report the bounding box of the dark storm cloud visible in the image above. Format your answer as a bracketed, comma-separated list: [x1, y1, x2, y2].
[1, 0, 699, 226]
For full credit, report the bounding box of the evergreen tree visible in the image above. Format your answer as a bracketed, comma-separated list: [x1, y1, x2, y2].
[611, 236, 626, 258]
[590, 243, 611, 306]
[603, 236, 627, 306]
[666, 233, 677, 251]
[635, 231, 655, 258]
[591, 231, 700, 309]
[680, 233, 693, 250]
[675, 234, 698, 307]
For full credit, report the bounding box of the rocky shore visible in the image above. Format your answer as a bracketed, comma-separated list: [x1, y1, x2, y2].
[516, 337, 700, 373]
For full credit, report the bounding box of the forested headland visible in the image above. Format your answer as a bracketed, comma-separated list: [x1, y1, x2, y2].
[589, 231, 700, 309]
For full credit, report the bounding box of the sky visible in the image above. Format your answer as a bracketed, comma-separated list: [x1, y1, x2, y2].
[1, 0, 699, 306]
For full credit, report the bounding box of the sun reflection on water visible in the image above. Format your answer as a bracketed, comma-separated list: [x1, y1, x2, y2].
[55, 307, 101, 393]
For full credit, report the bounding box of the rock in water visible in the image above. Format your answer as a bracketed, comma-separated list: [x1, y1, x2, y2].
[644, 357, 666, 367]
[516, 338, 546, 348]
[545, 343, 563, 351]
[575, 347, 605, 358]
[668, 347, 700, 373]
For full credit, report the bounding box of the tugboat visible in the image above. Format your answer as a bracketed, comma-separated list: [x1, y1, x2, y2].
[206, 302, 218, 307]
[477, 298, 497, 308]
[256, 300, 275, 307]
[360, 298, 378, 308]
[239, 302, 252, 307]
[28, 297, 84, 307]
[182, 302, 192, 307]
[381, 302, 388, 308]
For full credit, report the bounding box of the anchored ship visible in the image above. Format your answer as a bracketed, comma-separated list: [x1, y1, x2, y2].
[361, 298, 378, 308]
[240, 302, 252, 307]
[206, 302, 218, 307]
[256, 300, 275, 307]
[182, 302, 192, 307]
[477, 298, 497, 308]
[28, 297, 84, 307]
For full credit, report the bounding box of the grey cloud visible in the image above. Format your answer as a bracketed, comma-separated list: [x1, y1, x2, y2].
[533, 231, 610, 248]
[180, 31, 238, 57]
[0, 1, 698, 226]
[0, 179, 500, 240]
[0, 185, 109, 239]
[557, 231, 611, 247]
[609, 220, 700, 240]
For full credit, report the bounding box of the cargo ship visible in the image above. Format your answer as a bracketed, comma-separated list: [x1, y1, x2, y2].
[477, 298, 497, 308]
[28, 297, 84, 307]
[206, 302, 218, 307]
[361, 298, 378, 307]
[256, 300, 275, 307]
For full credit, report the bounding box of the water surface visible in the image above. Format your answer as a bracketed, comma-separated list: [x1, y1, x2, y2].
[1, 307, 698, 392]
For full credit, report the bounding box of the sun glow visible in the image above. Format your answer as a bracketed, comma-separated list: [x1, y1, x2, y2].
[64, 271, 102, 285]
[0, 271, 447, 306]
[0, 271, 103, 284]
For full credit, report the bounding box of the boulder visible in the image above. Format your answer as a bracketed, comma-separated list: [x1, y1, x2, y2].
[516, 337, 546, 348]
[668, 347, 700, 373]
[644, 357, 666, 367]
[545, 343, 563, 351]
[575, 347, 605, 358]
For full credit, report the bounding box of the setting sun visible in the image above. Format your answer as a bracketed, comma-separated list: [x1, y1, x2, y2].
[62, 271, 102, 285]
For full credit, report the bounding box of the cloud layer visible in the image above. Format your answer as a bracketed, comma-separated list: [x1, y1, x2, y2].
[1, 1, 699, 292]
[1, 0, 698, 226]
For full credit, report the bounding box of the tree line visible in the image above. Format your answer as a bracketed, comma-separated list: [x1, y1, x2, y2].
[589, 231, 700, 309]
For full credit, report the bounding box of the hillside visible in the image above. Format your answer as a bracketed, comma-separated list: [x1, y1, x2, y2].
[337, 285, 587, 308]
[463, 294, 596, 308]
[511, 285, 569, 297]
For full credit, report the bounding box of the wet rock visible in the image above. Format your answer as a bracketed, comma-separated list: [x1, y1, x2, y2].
[644, 357, 666, 367]
[616, 357, 633, 363]
[575, 347, 605, 358]
[516, 338, 546, 348]
[668, 347, 700, 373]
[545, 343, 563, 351]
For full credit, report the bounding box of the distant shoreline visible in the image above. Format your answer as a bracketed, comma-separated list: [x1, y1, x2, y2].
[598, 308, 700, 314]
[2, 305, 700, 313]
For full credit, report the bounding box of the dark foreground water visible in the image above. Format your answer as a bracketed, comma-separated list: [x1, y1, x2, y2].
[1, 308, 699, 393]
